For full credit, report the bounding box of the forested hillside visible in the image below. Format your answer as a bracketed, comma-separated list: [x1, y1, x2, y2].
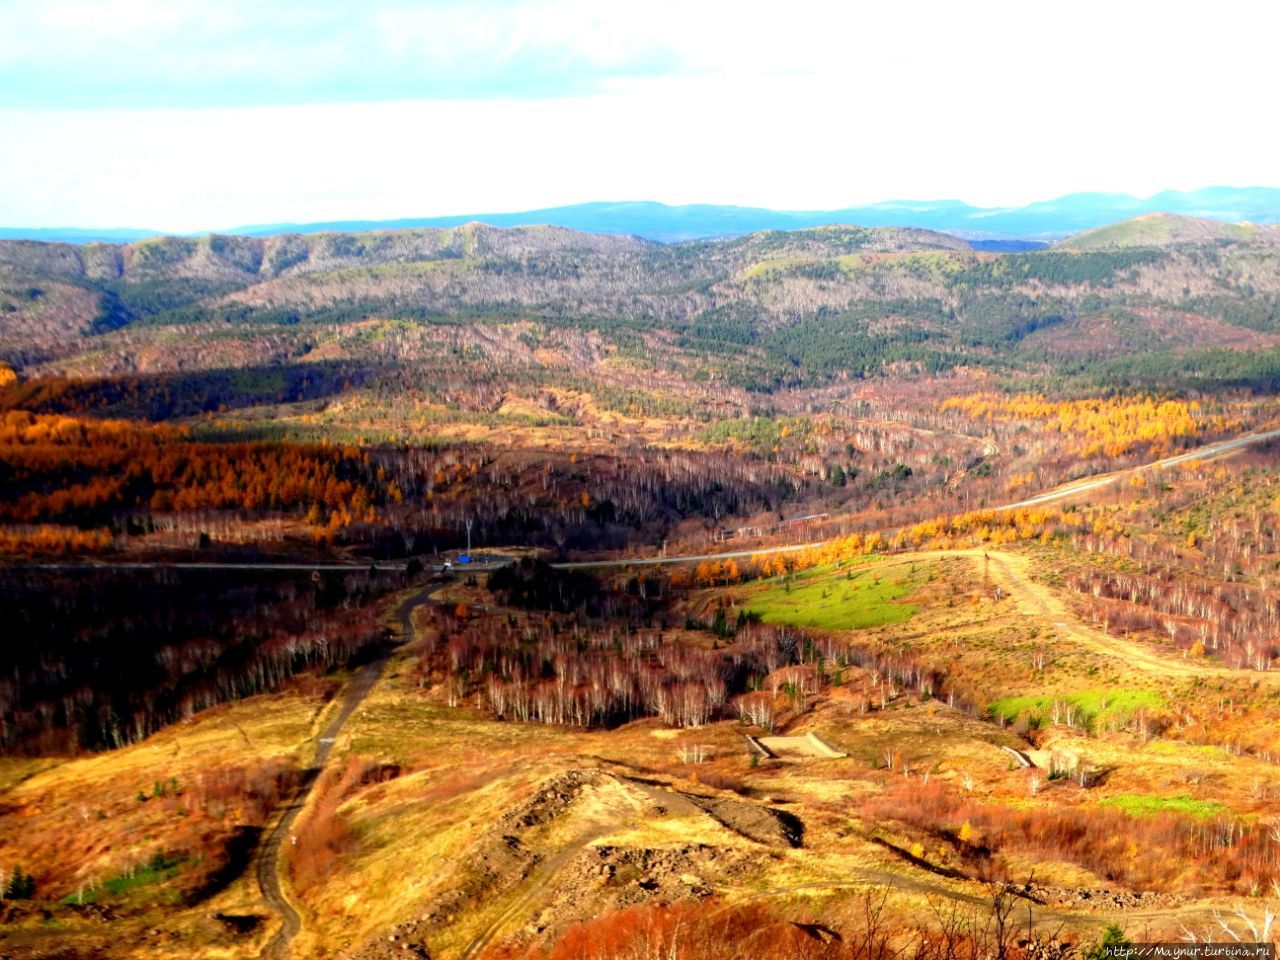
[3, 216, 1280, 397]
[8, 216, 1280, 960]
[2, 213, 1278, 562]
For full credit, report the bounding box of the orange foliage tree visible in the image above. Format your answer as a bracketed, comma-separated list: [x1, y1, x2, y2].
[941, 392, 1213, 458]
[0, 411, 385, 529]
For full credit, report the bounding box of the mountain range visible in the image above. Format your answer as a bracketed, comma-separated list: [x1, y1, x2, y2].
[4, 186, 1280, 246]
[4, 212, 1280, 407]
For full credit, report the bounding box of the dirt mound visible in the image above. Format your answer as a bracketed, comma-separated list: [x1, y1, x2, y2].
[343, 921, 433, 960]
[1023, 883, 1188, 911]
[344, 770, 605, 959]
[423, 770, 605, 924]
[526, 843, 752, 937]
[496, 769, 603, 831]
[565, 843, 729, 899]
[345, 770, 790, 958]
[687, 794, 804, 848]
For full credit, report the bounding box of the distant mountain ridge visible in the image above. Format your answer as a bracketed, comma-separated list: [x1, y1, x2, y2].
[6, 213, 1280, 399]
[5, 186, 1280, 245]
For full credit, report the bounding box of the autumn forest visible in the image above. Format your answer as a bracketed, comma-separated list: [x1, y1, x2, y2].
[5, 216, 1280, 960]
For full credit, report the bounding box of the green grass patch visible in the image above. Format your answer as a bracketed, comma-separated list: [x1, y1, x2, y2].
[1099, 794, 1224, 819]
[741, 257, 806, 281]
[987, 688, 1163, 731]
[59, 853, 185, 906]
[744, 562, 922, 631]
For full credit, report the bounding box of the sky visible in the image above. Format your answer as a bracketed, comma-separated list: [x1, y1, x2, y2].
[1, 0, 1278, 232]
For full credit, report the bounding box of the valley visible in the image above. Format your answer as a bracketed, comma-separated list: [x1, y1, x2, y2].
[3, 216, 1280, 958]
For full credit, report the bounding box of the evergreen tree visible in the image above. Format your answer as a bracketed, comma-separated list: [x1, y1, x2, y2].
[3, 865, 35, 899]
[1084, 925, 1130, 960]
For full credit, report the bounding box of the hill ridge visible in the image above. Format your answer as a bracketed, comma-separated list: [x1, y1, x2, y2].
[1057, 212, 1279, 250]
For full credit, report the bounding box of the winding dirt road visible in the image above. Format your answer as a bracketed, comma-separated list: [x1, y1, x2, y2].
[242, 427, 1280, 954]
[10, 425, 1277, 580]
[256, 582, 443, 959]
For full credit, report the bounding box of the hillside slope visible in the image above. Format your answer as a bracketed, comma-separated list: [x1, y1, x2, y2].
[3, 216, 1280, 397]
[1057, 213, 1278, 249]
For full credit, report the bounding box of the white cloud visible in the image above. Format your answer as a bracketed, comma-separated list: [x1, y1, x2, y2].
[1, 1, 1278, 227]
[4, 62, 1279, 232]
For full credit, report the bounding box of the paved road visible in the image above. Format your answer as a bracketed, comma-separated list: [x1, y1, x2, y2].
[554, 541, 830, 570]
[256, 582, 443, 959]
[7, 560, 517, 574]
[557, 426, 1280, 570]
[18, 561, 413, 572]
[8, 426, 1279, 579]
[1001, 426, 1280, 510]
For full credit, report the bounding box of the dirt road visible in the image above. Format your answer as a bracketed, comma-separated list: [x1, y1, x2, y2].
[976, 550, 1231, 679]
[256, 582, 444, 959]
[863, 548, 1240, 679]
[458, 823, 613, 960]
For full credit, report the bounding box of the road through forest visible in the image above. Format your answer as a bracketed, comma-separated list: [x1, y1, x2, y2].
[557, 425, 1280, 570]
[52, 424, 1267, 956]
[10, 424, 1279, 577]
[9, 424, 1279, 954]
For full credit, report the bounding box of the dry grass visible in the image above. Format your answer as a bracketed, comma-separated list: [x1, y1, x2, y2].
[9, 546, 1280, 958]
[286, 550, 1280, 953]
[0, 682, 334, 958]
